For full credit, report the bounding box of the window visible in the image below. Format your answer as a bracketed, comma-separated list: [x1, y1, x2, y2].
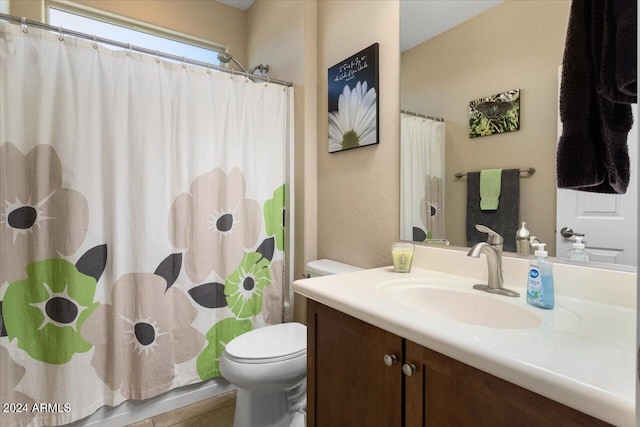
[48, 7, 222, 65]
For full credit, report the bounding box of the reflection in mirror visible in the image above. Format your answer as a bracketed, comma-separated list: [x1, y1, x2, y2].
[399, 113, 446, 243]
[400, 0, 637, 267]
[556, 104, 638, 266]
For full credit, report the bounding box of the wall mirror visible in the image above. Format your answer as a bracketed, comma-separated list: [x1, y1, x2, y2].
[400, 0, 637, 267]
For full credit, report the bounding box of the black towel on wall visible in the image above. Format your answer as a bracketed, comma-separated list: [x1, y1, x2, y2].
[557, 0, 636, 195]
[466, 169, 519, 252]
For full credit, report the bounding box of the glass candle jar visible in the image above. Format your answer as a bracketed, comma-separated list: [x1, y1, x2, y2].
[391, 243, 414, 273]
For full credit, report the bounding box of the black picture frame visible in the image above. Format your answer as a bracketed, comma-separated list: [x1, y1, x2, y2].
[327, 43, 379, 153]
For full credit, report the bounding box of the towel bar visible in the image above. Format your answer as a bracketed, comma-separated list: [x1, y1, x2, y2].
[454, 167, 536, 179]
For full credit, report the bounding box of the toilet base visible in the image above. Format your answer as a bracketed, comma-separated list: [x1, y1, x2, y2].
[234, 389, 305, 427]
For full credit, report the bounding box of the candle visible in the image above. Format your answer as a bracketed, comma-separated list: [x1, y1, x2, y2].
[392, 243, 414, 273]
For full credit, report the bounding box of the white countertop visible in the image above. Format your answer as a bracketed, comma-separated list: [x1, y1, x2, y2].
[293, 249, 636, 426]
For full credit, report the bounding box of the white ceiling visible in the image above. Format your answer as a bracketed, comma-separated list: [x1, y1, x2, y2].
[217, 0, 504, 52]
[216, 0, 255, 11]
[400, 0, 504, 52]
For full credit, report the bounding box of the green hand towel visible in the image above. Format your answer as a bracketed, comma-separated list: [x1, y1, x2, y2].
[480, 169, 502, 210]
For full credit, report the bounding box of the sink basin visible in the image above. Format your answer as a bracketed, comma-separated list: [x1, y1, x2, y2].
[384, 284, 541, 329]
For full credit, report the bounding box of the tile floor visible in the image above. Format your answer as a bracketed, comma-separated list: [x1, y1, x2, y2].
[126, 390, 236, 427]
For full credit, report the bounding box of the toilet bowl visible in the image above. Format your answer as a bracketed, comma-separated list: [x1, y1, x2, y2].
[220, 322, 307, 427]
[221, 259, 362, 427]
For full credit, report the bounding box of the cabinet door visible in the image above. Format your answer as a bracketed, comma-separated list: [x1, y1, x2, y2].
[404, 341, 609, 426]
[307, 300, 403, 427]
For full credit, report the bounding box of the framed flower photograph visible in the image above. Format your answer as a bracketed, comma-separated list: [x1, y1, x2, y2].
[469, 88, 520, 138]
[328, 43, 379, 153]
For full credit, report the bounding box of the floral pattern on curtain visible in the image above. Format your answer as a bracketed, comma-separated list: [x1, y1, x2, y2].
[0, 20, 290, 427]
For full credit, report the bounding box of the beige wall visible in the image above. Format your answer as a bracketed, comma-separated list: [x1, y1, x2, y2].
[401, 1, 570, 256]
[247, 0, 318, 323]
[317, 0, 400, 268]
[9, 0, 247, 66]
[8, 0, 42, 20]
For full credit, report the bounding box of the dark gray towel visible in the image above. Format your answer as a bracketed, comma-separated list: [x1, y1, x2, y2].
[466, 169, 519, 252]
[597, 0, 637, 103]
[557, 0, 634, 195]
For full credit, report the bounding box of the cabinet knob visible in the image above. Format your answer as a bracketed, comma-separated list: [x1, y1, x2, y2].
[402, 363, 417, 377]
[383, 354, 397, 367]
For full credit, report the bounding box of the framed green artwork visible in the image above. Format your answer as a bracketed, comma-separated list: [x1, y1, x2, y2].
[469, 89, 520, 138]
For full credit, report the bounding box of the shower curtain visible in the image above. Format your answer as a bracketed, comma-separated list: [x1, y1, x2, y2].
[400, 114, 446, 242]
[0, 21, 291, 427]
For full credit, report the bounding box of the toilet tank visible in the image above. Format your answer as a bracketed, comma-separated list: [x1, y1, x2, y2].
[305, 259, 362, 277]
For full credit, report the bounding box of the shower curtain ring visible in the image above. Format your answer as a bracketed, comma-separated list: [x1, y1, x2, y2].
[182, 57, 186, 69]
[154, 50, 160, 63]
[92, 35, 98, 49]
[206, 62, 211, 75]
[265, 75, 269, 87]
[58, 26, 64, 41]
[126, 43, 132, 56]
[21, 17, 28, 33]
[230, 69, 234, 80]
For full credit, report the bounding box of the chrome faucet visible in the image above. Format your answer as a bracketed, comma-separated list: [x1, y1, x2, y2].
[467, 225, 519, 297]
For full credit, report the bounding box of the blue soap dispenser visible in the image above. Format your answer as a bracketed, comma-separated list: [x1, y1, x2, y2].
[526, 243, 554, 309]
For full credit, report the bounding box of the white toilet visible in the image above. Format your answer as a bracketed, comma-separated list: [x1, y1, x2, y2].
[220, 259, 362, 427]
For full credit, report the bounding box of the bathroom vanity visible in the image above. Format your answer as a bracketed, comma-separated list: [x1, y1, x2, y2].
[307, 300, 606, 426]
[293, 245, 636, 426]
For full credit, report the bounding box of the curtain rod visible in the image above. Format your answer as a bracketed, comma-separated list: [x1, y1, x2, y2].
[454, 167, 536, 179]
[400, 109, 444, 122]
[0, 13, 293, 88]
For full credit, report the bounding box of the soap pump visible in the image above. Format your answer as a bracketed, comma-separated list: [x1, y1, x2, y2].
[567, 236, 590, 262]
[526, 243, 554, 309]
[515, 221, 531, 255]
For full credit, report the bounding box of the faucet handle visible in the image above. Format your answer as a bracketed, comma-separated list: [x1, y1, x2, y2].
[475, 224, 504, 245]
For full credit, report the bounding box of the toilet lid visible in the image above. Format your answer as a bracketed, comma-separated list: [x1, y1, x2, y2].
[225, 322, 307, 363]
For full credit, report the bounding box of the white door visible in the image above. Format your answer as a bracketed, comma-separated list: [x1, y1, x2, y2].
[556, 102, 638, 266]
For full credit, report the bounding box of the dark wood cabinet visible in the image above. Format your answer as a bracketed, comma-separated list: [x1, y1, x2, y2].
[307, 300, 610, 427]
[404, 341, 608, 426]
[307, 299, 403, 427]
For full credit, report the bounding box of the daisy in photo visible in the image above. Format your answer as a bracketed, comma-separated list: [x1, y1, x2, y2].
[328, 81, 377, 152]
